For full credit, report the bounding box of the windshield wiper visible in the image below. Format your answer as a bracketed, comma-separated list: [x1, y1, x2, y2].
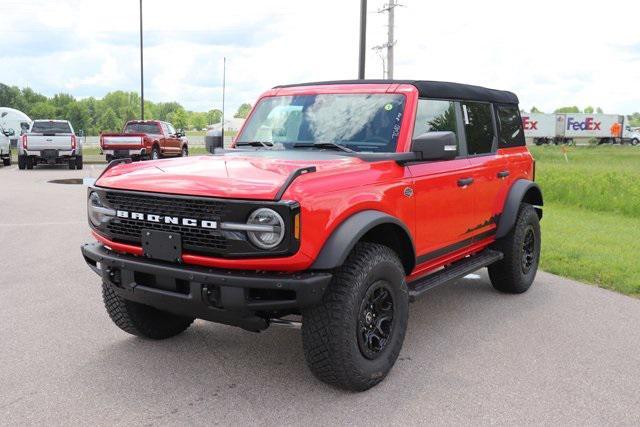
[292, 142, 354, 153]
[235, 140, 274, 148]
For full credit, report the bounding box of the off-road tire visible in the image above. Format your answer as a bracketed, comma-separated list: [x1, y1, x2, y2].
[26, 157, 34, 169]
[302, 242, 409, 391]
[68, 158, 75, 170]
[181, 146, 188, 157]
[489, 203, 541, 294]
[2, 156, 10, 166]
[18, 155, 26, 169]
[102, 283, 194, 339]
[105, 154, 113, 163]
[631, 138, 639, 146]
[75, 155, 83, 170]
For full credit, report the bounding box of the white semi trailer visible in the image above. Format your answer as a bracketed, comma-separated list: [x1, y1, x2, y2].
[523, 113, 640, 145]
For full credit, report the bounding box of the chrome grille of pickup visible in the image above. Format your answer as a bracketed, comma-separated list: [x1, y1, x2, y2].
[104, 191, 228, 254]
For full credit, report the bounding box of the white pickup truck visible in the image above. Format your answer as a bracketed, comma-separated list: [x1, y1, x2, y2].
[0, 125, 14, 166]
[18, 120, 83, 170]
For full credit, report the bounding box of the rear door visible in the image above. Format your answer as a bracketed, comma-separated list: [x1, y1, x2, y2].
[408, 99, 476, 262]
[462, 102, 510, 236]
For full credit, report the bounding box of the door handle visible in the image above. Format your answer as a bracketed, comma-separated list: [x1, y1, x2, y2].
[457, 177, 474, 187]
[497, 170, 510, 178]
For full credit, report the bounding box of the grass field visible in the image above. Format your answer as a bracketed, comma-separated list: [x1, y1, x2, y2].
[529, 145, 640, 296]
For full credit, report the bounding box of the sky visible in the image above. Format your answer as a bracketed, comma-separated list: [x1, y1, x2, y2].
[1, 0, 640, 115]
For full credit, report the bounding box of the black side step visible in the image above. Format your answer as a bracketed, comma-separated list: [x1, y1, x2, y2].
[408, 249, 503, 302]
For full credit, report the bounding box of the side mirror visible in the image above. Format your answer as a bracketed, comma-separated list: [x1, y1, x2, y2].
[79, 129, 85, 137]
[205, 129, 223, 153]
[411, 131, 457, 161]
[176, 129, 185, 138]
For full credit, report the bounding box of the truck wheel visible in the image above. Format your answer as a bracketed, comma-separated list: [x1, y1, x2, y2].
[631, 138, 639, 146]
[105, 154, 113, 163]
[102, 283, 194, 339]
[181, 146, 188, 157]
[489, 203, 541, 294]
[3, 156, 11, 166]
[151, 146, 161, 160]
[18, 155, 26, 170]
[26, 157, 34, 170]
[68, 158, 76, 170]
[302, 242, 409, 391]
[75, 156, 83, 170]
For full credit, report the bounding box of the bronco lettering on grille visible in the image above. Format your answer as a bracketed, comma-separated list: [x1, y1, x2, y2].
[116, 210, 217, 229]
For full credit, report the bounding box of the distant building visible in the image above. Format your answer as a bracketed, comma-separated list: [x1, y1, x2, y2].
[207, 118, 245, 132]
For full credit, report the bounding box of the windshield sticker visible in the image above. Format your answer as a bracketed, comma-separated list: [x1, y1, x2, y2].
[384, 103, 394, 111]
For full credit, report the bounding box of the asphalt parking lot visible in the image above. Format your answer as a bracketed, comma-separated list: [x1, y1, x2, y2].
[1, 163, 640, 426]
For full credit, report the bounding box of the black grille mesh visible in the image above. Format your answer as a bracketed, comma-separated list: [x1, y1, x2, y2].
[104, 191, 228, 254]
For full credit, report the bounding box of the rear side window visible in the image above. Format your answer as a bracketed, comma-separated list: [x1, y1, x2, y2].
[461, 102, 494, 155]
[413, 99, 458, 146]
[497, 105, 525, 147]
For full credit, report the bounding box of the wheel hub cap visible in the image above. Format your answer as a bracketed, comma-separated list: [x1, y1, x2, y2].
[357, 281, 395, 360]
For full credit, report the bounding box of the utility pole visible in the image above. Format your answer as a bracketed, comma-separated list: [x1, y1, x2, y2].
[377, 1, 402, 79]
[358, 0, 367, 79]
[139, 0, 144, 119]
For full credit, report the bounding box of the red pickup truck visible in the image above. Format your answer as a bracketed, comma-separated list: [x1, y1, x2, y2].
[100, 120, 188, 162]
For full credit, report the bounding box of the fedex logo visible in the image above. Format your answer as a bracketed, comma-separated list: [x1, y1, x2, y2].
[567, 117, 601, 131]
[522, 116, 538, 130]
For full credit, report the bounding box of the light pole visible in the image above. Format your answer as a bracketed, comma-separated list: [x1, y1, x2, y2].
[139, 0, 144, 120]
[358, 0, 367, 79]
[221, 57, 226, 142]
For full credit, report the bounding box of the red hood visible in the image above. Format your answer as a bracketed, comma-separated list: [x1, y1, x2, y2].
[96, 153, 366, 200]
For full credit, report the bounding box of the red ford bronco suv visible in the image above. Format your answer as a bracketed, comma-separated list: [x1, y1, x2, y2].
[81, 80, 542, 391]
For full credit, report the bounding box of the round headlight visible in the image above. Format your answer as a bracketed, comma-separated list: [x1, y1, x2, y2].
[246, 208, 285, 249]
[88, 192, 115, 227]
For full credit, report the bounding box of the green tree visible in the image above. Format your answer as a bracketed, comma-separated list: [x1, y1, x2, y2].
[583, 106, 594, 114]
[530, 106, 543, 113]
[167, 108, 188, 129]
[554, 106, 581, 113]
[98, 108, 121, 132]
[627, 113, 640, 127]
[189, 112, 207, 130]
[29, 101, 57, 119]
[234, 103, 252, 118]
[206, 109, 222, 124]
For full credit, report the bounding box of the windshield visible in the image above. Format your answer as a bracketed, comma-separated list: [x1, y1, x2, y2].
[124, 122, 160, 134]
[237, 94, 406, 152]
[31, 121, 71, 134]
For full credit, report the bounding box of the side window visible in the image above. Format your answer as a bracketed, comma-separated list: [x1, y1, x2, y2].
[167, 123, 176, 135]
[497, 105, 525, 147]
[412, 99, 458, 146]
[160, 123, 169, 135]
[461, 102, 494, 155]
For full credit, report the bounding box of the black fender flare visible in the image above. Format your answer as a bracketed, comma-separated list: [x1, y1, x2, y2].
[495, 179, 543, 239]
[311, 210, 415, 271]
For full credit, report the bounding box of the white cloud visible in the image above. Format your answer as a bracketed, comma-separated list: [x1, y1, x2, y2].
[0, 0, 639, 114]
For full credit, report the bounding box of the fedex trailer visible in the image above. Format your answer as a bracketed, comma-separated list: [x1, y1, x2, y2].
[522, 113, 557, 145]
[558, 114, 622, 144]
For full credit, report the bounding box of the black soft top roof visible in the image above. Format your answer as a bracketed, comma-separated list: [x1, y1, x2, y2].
[274, 80, 519, 104]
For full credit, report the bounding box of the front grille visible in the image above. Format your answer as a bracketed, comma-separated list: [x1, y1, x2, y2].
[104, 191, 229, 255]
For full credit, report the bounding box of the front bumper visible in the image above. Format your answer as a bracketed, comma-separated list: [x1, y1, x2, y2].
[81, 242, 331, 331]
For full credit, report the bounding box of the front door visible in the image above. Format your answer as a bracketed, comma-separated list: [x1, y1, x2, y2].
[408, 99, 477, 263]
